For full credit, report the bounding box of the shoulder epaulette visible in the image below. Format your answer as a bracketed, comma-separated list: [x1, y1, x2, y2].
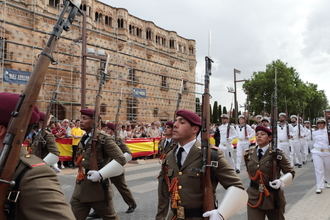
[20, 153, 46, 168]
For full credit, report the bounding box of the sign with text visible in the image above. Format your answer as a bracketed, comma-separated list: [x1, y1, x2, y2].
[3, 68, 31, 84]
[132, 88, 146, 98]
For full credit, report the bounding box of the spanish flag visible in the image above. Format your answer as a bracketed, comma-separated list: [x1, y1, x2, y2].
[56, 138, 73, 161]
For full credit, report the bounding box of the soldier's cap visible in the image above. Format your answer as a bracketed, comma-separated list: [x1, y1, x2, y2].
[106, 122, 116, 131]
[220, 114, 229, 119]
[165, 121, 174, 128]
[62, 119, 69, 123]
[279, 112, 287, 117]
[0, 92, 40, 127]
[255, 115, 262, 119]
[39, 112, 46, 121]
[304, 121, 310, 124]
[176, 109, 201, 127]
[290, 115, 298, 119]
[316, 118, 326, 124]
[238, 115, 245, 119]
[261, 117, 270, 122]
[80, 108, 95, 118]
[256, 126, 272, 136]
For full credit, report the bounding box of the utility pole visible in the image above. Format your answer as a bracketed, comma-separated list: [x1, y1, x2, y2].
[81, 11, 87, 108]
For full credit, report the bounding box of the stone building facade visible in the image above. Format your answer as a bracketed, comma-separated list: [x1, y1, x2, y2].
[0, 0, 198, 122]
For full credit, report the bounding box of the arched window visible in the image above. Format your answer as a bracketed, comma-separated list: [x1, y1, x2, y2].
[100, 103, 107, 115]
[146, 28, 152, 40]
[117, 18, 124, 28]
[95, 12, 99, 22]
[49, 0, 60, 8]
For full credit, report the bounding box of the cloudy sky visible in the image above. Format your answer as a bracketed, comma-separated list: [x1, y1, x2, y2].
[100, 0, 330, 111]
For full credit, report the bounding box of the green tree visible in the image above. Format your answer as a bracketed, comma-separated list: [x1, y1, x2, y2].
[243, 60, 328, 121]
[223, 106, 227, 114]
[218, 104, 222, 122]
[212, 101, 219, 123]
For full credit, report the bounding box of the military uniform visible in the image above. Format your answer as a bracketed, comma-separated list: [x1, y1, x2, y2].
[218, 123, 237, 169]
[110, 138, 137, 211]
[162, 140, 244, 220]
[7, 149, 75, 219]
[235, 123, 255, 172]
[277, 122, 293, 166]
[70, 130, 126, 220]
[156, 138, 177, 220]
[245, 145, 295, 220]
[289, 122, 304, 166]
[31, 128, 59, 159]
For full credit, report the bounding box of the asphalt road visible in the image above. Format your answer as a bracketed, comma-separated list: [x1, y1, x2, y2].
[58, 156, 330, 220]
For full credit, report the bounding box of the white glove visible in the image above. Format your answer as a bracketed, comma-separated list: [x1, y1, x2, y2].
[124, 152, 132, 163]
[43, 153, 59, 165]
[203, 209, 224, 220]
[269, 179, 283, 189]
[52, 163, 61, 173]
[87, 170, 102, 182]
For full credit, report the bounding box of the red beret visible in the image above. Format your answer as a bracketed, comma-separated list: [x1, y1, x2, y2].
[256, 126, 272, 136]
[176, 109, 201, 126]
[106, 122, 116, 131]
[0, 92, 40, 127]
[39, 112, 46, 121]
[80, 108, 95, 118]
[165, 121, 174, 127]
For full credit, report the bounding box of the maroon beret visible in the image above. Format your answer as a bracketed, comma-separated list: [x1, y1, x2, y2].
[165, 121, 174, 128]
[0, 92, 40, 127]
[39, 112, 46, 121]
[80, 108, 95, 118]
[106, 122, 116, 131]
[176, 109, 201, 126]
[256, 126, 272, 136]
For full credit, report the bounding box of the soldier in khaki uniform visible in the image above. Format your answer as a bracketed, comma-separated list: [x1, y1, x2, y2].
[70, 109, 126, 220]
[159, 109, 248, 220]
[156, 121, 177, 220]
[31, 111, 60, 168]
[107, 122, 137, 213]
[245, 126, 295, 220]
[0, 92, 75, 219]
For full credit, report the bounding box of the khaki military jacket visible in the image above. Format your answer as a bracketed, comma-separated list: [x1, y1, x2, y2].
[163, 140, 243, 210]
[31, 129, 59, 159]
[72, 130, 125, 203]
[158, 138, 176, 156]
[13, 149, 75, 219]
[245, 146, 295, 210]
[114, 137, 131, 154]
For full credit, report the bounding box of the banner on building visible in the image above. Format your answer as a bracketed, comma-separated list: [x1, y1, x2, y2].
[3, 68, 31, 84]
[132, 88, 147, 98]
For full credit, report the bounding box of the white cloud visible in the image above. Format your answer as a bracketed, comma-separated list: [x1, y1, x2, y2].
[100, 0, 330, 110]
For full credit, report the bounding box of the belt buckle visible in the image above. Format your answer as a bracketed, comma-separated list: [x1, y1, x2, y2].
[7, 191, 20, 203]
[259, 184, 265, 192]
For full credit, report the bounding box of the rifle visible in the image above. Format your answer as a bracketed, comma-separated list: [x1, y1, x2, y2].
[271, 68, 279, 177]
[174, 79, 184, 120]
[0, 1, 81, 218]
[201, 56, 216, 216]
[227, 103, 233, 139]
[325, 110, 330, 145]
[89, 53, 110, 170]
[114, 90, 123, 139]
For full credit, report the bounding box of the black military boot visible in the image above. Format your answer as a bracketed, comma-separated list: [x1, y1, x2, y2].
[126, 204, 137, 213]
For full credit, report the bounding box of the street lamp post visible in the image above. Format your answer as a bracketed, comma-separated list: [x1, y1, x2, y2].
[233, 69, 246, 124]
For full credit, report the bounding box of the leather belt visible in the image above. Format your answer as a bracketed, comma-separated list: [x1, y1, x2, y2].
[250, 180, 277, 192]
[278, 140, 289, 143]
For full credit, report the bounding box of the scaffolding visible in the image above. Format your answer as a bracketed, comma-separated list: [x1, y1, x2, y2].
[0, 0, 203, 123]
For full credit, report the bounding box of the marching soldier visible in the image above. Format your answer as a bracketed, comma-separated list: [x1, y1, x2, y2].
[156, 121, 177, 220]
[255, 115, 263, 126]
[30, 111, 60, 169]
[302, 121, 312, 164]
[311, 118, 330, 194]
[261, 117, 271, 129]
[277, 113, 293, 166]
[245, 126, 295, 220]
[106, 122, 137, 213]
[0, 92, 75, 219]
[235, 115, 255, 173]
[70, 109, 126, 220]
[159, 109, 248, 220]
[289, 115, 304, 168]
[218, 114, 237, 169]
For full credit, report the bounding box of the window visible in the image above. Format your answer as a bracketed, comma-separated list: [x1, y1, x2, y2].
[95, 12, 99, 22]
[105, 16, 112, 26]
[127, 97, 138, 121]
[49, 0, 60, 8]
[100, 103, 107, 115]
[0, 38, 7, 60]
[153, 107, 159, 117]
[183, 80, 188, 92]
[169, 39, 175, 49]
[189, 46, 194, 55]
[146, 29, 152, 40]
[161, 76, 168, 88]
[128, 69, 137, 82]
[117, 18, 124, 29]
[80, 4, 87, 11]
